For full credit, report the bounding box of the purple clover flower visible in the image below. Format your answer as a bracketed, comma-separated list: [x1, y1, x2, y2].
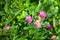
[45, 24, 52, 30]
[25, 15, 32, 23]
[38, 11, 46, 19]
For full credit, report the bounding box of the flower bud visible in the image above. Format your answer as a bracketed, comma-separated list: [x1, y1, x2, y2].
[38, 11, 46, 19]
[45, 24, 52, 30]
[25, 15, 32, 23]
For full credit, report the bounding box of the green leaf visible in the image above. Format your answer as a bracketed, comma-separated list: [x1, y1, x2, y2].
[29, 29, 34, 35]
[19, 37, 28, 40]
[53, 17, 56, 28]
[0, 28, 2, 36]
[4, 0, 10, 14]
[53, 17, 57, 32]
[26, 0, 30, 7]
[56, 36, 60, 40]
[17, 11, 28, 20]
[59, 19, 60, 25]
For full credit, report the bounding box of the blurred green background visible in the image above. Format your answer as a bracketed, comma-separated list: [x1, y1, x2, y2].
[0, 0, 60, 40]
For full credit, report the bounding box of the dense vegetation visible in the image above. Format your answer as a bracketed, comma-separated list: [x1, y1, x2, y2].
[0, 0, 60, 40]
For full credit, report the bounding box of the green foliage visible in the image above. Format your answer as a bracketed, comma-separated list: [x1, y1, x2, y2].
[0, 0, 60, 40]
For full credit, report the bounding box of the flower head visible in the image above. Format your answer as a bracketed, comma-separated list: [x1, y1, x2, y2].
[38, 11, 46, 19]
[34, 20, 41, 28]
[25, 15, 32, 23]
[3, 26, 10, 30]
[50, 35, 56, 40]
[45, 24, 52, 30]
